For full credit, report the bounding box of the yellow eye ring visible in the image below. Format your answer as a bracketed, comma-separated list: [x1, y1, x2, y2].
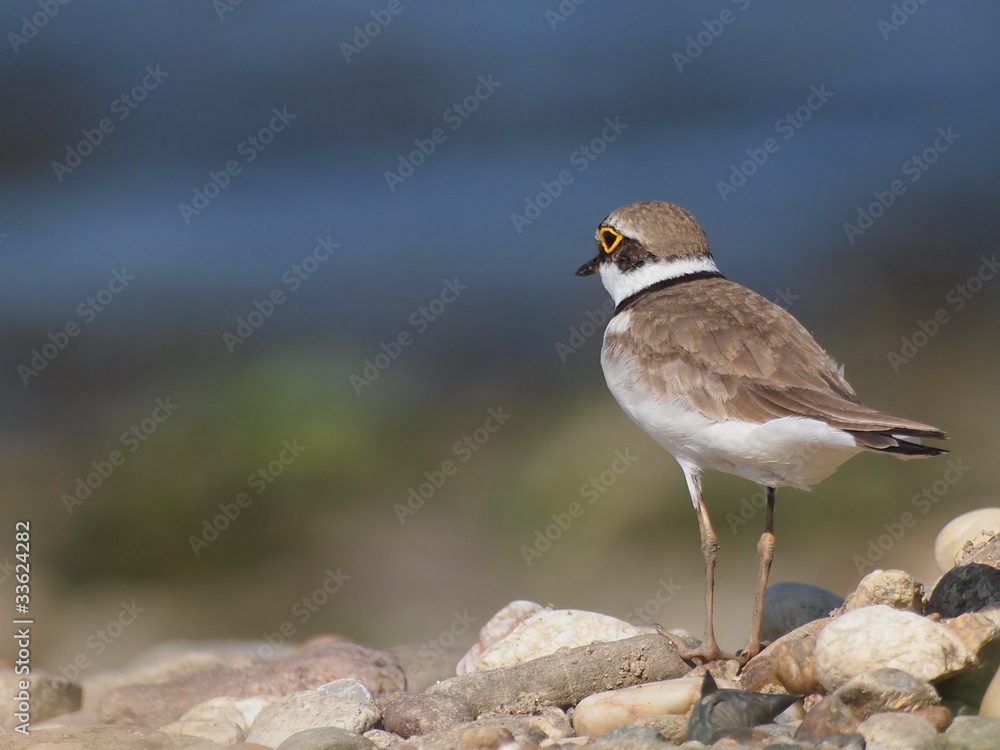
[600, 227, 623, 254]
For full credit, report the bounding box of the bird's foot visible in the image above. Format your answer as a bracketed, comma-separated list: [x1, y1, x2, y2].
[736, 638, 764, 668]
[655, 624, 737, 664]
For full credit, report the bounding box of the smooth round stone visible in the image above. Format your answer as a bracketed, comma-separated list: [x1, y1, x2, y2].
[856, 712, 940, 750]
[472, 609, 644, 671]
[572, 677, 729, 737]
[760, 583, 843, 643]
[380, 692, 474, 737]
[843, 569, 924, 612]
[944, 715, 1000, 748]
[276, 726, 377, 750]
[456, 600, 544, 675]
[246, 683, 380, 747]
[815, 605, 976, 691]
[935, 508, 1000, 573]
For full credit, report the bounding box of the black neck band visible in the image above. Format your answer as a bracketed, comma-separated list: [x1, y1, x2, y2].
[613, 270, 724, 316]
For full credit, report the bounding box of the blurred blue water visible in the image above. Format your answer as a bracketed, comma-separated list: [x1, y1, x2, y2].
[2, 0, 998, 365]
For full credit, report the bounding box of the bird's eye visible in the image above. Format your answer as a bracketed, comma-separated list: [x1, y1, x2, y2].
[599, 227, 623, 254]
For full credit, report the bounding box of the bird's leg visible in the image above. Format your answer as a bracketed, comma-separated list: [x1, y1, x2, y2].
[659, 467, 735, 663]
[740, 486, 776, 665]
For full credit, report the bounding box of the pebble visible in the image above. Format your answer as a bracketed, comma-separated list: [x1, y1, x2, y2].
[245, 680, 380, 747]
[841, 569, 925, 613]
[793, 695, 861, 741]
[379, 692, 474, 737]
[746, 617, 829, 695]
[934, 507, 1000, 572]
[161, 715, 245, 744]
[400, 715, 549, 749]
[832, 668, 940, 718]
[937, 610, 1000, 707]
[759, 583, 843, 643]
[455, 600, 544, 675]
[815, 605, 976, 690]
[599, 725, 667, 742]
[470, 608, 644, 672]
[856, 711, 940, 750]
[943, 715, 1000, 748]
[927, 537, 1000, 617]
[82, 639, 292, 709]
[275, 726, 377, 750]
[98, 640, 404, 729]
[572, 677, 710, 736]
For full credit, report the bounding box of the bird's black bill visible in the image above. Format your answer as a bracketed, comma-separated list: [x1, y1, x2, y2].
[576, 256, 600, 276]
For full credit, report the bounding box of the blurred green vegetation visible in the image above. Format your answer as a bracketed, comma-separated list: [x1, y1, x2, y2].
[2, 296, 997, 674]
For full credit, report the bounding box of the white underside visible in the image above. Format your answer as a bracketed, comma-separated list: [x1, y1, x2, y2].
[601, 323, 861, 489]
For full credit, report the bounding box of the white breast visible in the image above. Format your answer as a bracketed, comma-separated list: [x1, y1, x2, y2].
[600, 324, 860, 489]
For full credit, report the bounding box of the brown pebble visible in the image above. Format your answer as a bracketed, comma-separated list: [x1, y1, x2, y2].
[914, 703, 954, 731]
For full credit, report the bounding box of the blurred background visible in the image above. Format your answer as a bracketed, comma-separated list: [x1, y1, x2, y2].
[2, 1, 998, 675]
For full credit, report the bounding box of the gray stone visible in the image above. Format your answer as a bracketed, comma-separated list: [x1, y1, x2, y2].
[857, 711, 942, 750]
[600, 724, 667, 742]
[245, 685, 380, 747]
[276, 726, 377, 750]
[843, 569, 925, 613]
[760, 583, 843, 643]
[929, 538, 1000, 617]
[816, 606, 976, 690]
[379, 692, 474, 737]
[944, 715, 1000, 748]
[834, 668, 941, 718]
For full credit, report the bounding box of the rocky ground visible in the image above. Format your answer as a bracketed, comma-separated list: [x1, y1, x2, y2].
[6, 508, 1000, 749]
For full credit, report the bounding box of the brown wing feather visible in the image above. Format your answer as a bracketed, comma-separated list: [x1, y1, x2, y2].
[609, 277, 947, 442]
